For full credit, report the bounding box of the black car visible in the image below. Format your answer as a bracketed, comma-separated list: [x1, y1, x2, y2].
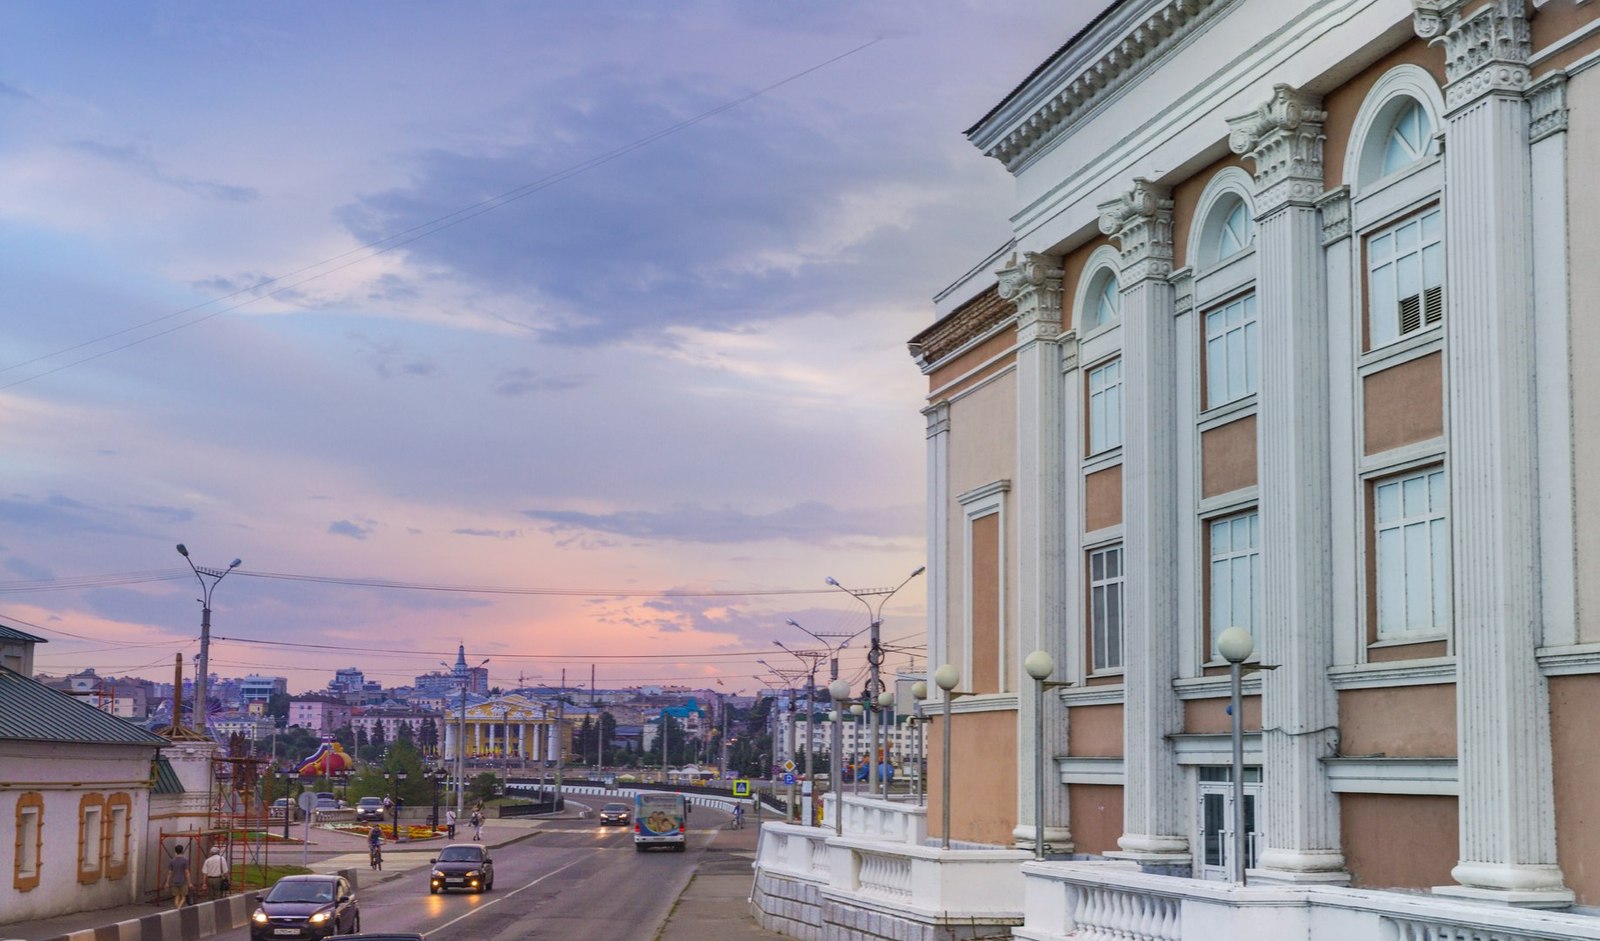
[429, 843, 494, 894]
[354, 797, 386, 822]
[249, 874, 359, 941]
[598, 802, 631, 826]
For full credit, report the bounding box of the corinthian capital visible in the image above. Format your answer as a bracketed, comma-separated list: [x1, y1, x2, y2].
[1413, 0, 1531, 107]
[1226, 84, 1326, 213]
[1095, 178, 1174, 283]
[996, 252, 1064, 334]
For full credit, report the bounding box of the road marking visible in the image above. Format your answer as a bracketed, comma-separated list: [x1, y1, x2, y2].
[422, 856, 590, 938]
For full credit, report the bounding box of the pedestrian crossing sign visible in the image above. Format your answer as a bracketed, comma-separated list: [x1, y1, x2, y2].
[732, 779, 751, 797]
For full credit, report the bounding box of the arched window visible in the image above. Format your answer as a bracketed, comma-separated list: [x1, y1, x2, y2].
[1213, 196, 1252, 261]
[1082, 268, 1120, 331]
[1380, 99, 1431, 177]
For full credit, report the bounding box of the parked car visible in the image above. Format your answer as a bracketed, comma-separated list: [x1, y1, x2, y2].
[428, 843, 494, 893]
[354, 796, 386, 822]
[313, 792, 345, 811]
[598, 802, 631, 826]
[268, 798, 301, 822]
[249, 874, 359, 941]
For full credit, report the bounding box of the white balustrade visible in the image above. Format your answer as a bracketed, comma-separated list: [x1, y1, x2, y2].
[857, 849, 914, 902]
[839, 793, 927, 845]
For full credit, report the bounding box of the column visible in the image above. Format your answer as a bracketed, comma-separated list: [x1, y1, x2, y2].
[1413, 0, 1570, 904]
[1227, 83, 1346, 884]
[998, 253, 1074, 853]
[444, 720, 456, 761]
[925, 401, 951, 679]
[1097, 179, 1188, 868]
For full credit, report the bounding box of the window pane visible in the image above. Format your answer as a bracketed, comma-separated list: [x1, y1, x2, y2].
[1397, 253, 1421, 308]
[1370, 233, 1392, 263]
[1428, 470, 1445, 512]
[1432, 518, 1450, 628]
[1405, 521, 1431, 627]
[1396, 218, 1418, 253]
[1207, 336, 1225, 406]
[1106, 584, 1122, 667]
[1244, 320, 1259, 396]
[1421, 209, 1441, 241]
[1378, 528, 1403, 630]
[1376, 481, 1400, 523]
[1422, 243, 1442, 290]
[1227, 328, 1245, 400]
[1403, 475, 1426, 516]
[1370, 261, 1396, 345]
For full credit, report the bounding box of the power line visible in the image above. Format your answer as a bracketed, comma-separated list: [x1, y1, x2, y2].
[0, 38, 881, 391]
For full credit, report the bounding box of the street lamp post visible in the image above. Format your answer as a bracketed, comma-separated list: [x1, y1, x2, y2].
[429, 767, 443, 829]
[442, 657, 489, 820]
[384, 770, 409, 840]
[934, 664, 960, 850]
[825, 566, 925, 796]
[1023, 650, 1058, 861]
[279, 771, 298, 840]
[1217, 627, 1255, 885]
[828, 678, 851, 833]
[848, 702, 864, 795]
[175, 544, 241, 734]
[910, 681, 928, 805]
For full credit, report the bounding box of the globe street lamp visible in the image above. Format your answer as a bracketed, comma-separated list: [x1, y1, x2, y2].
[825, 566, 925, 795]
[1023, 650, 1064, 860]
[383, 770, 409, 840]
[934, 664, 960, 850]
[1216, 626, 1255, 885]
[828, 678, 852, 834]
[910, 681, 928, 805]
[849, 702, 865, 795]
[175, 544, 241, 734]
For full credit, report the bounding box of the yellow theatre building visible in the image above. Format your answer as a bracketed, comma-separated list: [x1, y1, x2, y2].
[442, 693, 568, 763]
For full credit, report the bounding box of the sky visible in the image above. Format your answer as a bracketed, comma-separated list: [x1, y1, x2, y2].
[0, 1, 1090, 700]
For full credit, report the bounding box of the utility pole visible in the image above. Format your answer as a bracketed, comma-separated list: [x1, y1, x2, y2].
[826, 567, 924, 796]
[175, 544, 241, 735]
[555, 668, 566, 808]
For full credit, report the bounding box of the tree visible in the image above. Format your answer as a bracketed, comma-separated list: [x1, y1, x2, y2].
[420, 718, 439, 755]
[371, 723, 388, 752]
[396, 721, 414, 746]
[468, 771, 499, 804]
[266, 691, 290, 720]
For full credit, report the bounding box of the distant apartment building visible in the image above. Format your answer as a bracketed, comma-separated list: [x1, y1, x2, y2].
[350, 706, 440, 747]
[330, 667, 365, 693]
[238, 674, 286, 706]
[288, 694, 352, 734]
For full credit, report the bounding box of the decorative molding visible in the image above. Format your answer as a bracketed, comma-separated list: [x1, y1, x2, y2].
[1055, 756, 1125, 786]
[948, 693, 1020, 715]
[923, 401, 951, 439]
[957, 479, 1012, 506]
[1316, 186, 1351, 244]
[997, 252, 1066, 342]
[1060, 331, 1081, 373]
[967, 0, 1234, 172]
[1096, 178, 1175, 282]
[1170, 732, 1264, 765]
[1413, 0, 1532, 111]
[1171, 673, 1263, 700]
[1327, 658, 1456, 690]
[1226, 84, 1327, 212]
[1323, 757, 1458, 796]
[1169, 266, 1195, 316]
[908, 286, 1016, 371]
[1057, 684, 1125, 707]
[1528, 72, 1569, 143]
[1537, 644, 1600, 676]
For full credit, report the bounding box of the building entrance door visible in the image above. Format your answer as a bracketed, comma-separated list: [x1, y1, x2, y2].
[1196, 766, 1261, 881]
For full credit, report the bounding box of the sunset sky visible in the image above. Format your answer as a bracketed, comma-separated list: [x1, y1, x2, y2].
[0, 2, 1090, 698]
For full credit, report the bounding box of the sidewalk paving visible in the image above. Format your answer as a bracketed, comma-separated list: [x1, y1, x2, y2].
[658, 821, 787, 941]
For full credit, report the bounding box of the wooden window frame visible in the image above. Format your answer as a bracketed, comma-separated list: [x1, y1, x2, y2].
[14, 792, 43, 892]
[105, 793, 132, 880]
[78, 793, 105, 884]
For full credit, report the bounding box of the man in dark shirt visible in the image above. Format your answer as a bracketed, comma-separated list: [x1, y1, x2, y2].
[164, 844, 191, 907]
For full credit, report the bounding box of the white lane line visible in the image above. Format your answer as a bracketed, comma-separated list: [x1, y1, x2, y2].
[422, 856, 591, 938]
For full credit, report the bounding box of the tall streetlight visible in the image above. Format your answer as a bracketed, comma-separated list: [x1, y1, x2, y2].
[175, 544, 241, 734]
[934, 664, 960, 850]
[442, 657, 489, 819]
[848, 702, 865, 795]
[910, 681, 928, 805]
[825, 566, 925, 796]
[771, 642, 828, 823]
[827, 678, 851, 833]
[1023, 650, 1068, 860]
[1216, 627, 1254, 885]
[786, 619, 852, 822]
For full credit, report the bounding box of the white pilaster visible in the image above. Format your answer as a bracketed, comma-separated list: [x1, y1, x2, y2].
[1097, 179, 1188, 866]
[925, 400, 952, 684]
[1414, 0, 1572, 905]
[1227, 84, 1347, 884]
[999, 252, 1074, 853]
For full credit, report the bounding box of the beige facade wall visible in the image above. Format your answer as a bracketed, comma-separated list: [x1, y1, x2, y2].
[1084, 465, 1122, 532]
[1532, 0, 1600, 73]
[1183, 695, 1261, 735]
[1200, 415, 1257, 498]
[970, 513, 1002, 695]
[1340, 794, 1459, 890]
[1550, 675, 1600, 904]
[1362, 352, 1444, 456]
[1569, 66, 1600, 645]
[1068, 783, 1124, 857]
[1066, 703, 1123, 758]
[926, 710, 1018, 846]
[943, 370, 1017, 676]
[1338, 685, 1456, 757]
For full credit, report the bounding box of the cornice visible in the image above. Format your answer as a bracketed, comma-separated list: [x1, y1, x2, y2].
[1316, 186, 1351, 245]
[1226, 84, 1327, 212]
[907, 286, 1016, 372]
[1096, 177, 1175, 282]
[967, 0, 1234, 173]
[1529, 72, 1568, 142]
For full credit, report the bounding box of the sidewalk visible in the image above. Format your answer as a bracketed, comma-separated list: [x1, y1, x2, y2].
[658, 820, 787, 941]
[0, 820, 541, 941]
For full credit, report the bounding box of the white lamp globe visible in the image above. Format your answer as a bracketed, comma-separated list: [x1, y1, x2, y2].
[850, 703, 864, 717]
[1216, 627, 1255, 664]
[933, 664, 960, 692]
[1023, 649, 1056, 681]
[877, 691, 895, 708]
[828, 679, 852, 702]
[911, 681, 928, 700]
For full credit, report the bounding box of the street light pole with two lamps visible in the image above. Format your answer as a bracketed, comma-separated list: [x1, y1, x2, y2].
[824, 566, 925, 796]
[175, 544, 241, 735]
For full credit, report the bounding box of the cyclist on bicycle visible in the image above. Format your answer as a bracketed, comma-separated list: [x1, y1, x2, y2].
[732, 804, 744, 829]
[367, 825, 383, 870]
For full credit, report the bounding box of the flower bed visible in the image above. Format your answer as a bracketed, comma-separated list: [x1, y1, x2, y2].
[330, 823, 444, 841]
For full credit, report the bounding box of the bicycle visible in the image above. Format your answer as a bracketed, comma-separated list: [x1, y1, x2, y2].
[369, 844, 383, 871]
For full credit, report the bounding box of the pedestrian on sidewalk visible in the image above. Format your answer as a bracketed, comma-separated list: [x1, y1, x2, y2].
[470, 809, 483, 841]
[732, 804, 743, 829]
[163, 844, 191, 908]
[445, 808, 457, 839]
[202, 846, 230, 898]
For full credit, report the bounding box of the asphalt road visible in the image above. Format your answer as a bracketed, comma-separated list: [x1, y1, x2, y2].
[224, 814, 724, 941]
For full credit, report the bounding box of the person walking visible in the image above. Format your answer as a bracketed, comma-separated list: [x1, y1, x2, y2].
[732, 804, 744, 830]
[201, 846, 229, 898]
[445, 808, 457, 840]
[163, 844, 191, 908]
[469, 809, 484, 841]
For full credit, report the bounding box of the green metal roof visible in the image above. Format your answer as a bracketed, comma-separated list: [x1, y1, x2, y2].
[0, 623, 47, 644]
[0, 666, 169, 747]
[152, 756, 185, 794]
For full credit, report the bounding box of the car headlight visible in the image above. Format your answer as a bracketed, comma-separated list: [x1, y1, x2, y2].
[309, 911, 331, 924]
[251, 911, 268, 924]
[465, 870, 481, 879]
[432, 870, 445, 879]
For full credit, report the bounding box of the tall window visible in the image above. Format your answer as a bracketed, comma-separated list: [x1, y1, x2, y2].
[14, 793, 42, 892]
[1082, 269, 1120, 331]
[79, 799, 103, 882]
[1368, 209, 1442, 348]
[1381, 99, 1431, 177]
[1209, 512, 1260, 658]
[1088, 359, 1123, 454]
[1089, 545, 1124, 672]
[1205, 294, 1258, 407]
[107, 795, 131, 879]
[1374, 467, 1450, 637]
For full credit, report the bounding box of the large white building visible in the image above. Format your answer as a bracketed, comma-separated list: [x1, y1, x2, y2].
[753, 2, 1600, 939]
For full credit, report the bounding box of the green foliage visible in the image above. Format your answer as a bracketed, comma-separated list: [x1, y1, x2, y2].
[467, 771, 499, 804]
[265, 692, 290, 720]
